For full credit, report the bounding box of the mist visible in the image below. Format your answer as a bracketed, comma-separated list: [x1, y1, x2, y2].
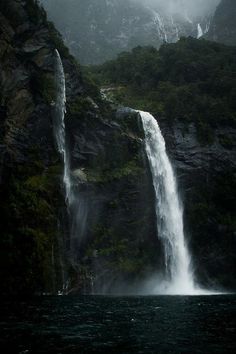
[132, 0, 220, 19]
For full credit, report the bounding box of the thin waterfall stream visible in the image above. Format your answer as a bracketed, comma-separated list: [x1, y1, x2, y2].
[54, 49, 72, 205]
[53, 49, 88, 275]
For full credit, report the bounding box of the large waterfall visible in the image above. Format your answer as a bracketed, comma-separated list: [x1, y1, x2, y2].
[140, 111, 196, 294]
[54, 49, 72, 204]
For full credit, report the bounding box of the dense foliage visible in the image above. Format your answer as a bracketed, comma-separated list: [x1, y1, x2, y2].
[92, 37, 236, 142]
[0, 163, 63, 295]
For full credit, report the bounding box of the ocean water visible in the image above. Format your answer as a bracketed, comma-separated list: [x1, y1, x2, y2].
[0, 295, 235, 353]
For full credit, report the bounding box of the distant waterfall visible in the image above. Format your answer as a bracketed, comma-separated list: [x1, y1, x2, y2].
[151, 9, 168, 42]
[197, 23, 203, 39]
[139, 111, 195, 294]
[204, 20, 211, 35]
[54, 49, 72, 204]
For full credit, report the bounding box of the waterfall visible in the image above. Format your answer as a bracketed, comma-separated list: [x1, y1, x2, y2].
[53, 49, 88, 263]
[171, 15, 180, 42]
[54, 49, 72, 204]
[204, 20, 211, 35]
[197, 23, 203, 38]
[151, 9, 168, 42]
[139, 111, 195, 294]
[53, 49, 72, 294]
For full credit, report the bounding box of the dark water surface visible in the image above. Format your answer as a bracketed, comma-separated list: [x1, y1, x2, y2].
[0, 295, 236, 353]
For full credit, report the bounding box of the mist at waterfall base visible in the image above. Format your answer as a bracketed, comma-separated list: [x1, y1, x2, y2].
[1, 296, 236, 353]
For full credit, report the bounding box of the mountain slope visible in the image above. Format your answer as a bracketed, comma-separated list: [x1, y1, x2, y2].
[207, 0, 236, 45]
[41, 0, 217, 64]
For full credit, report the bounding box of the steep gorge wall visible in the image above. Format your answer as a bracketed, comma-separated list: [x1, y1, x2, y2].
[0, 0, 159, 295]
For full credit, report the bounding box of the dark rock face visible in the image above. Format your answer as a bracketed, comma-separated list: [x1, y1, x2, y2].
[0, 0, 159, 295]
[64, 104, 161, 294]
[160, 117, 236, 290]
[207, 0, 236, 45]
[0, 0, 67, 295]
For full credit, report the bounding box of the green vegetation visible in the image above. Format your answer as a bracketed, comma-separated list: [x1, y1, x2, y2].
[86, 159, 143, 183]
[85, 225, 152, 276]
[70, 96, 96, 115]
[0, 162, 64, 295]
[47, 21, 70, 58]
[30, 71, 57, 104]
[91, 38, 236, 144]
[38, 73, 56, 104]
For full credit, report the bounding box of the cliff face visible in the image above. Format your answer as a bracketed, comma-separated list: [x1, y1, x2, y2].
[1, 0, 235, 295]
[0, 0, 74, 295]
[161, 119, 236, 289]
[0, 0, 64, 295]
[207, 0, 236, 45]
[0, 0, 159, 295]
[65, 107, 161, 294]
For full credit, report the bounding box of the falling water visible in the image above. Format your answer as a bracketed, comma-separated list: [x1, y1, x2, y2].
[54, 49, 72, 204]
[151, 9, 168, 42]
[139, 111, 195, 294]
[54, 49, 88, 262]
[170, 15, 180, 42]
[197, 23, 203, 38]
[204, 20, 211, 35]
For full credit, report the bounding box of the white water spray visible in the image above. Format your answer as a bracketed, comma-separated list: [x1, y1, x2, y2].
[54, 49, 72, 204]
[139, 111, 196, 294]
[197, 23, 203, 38]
